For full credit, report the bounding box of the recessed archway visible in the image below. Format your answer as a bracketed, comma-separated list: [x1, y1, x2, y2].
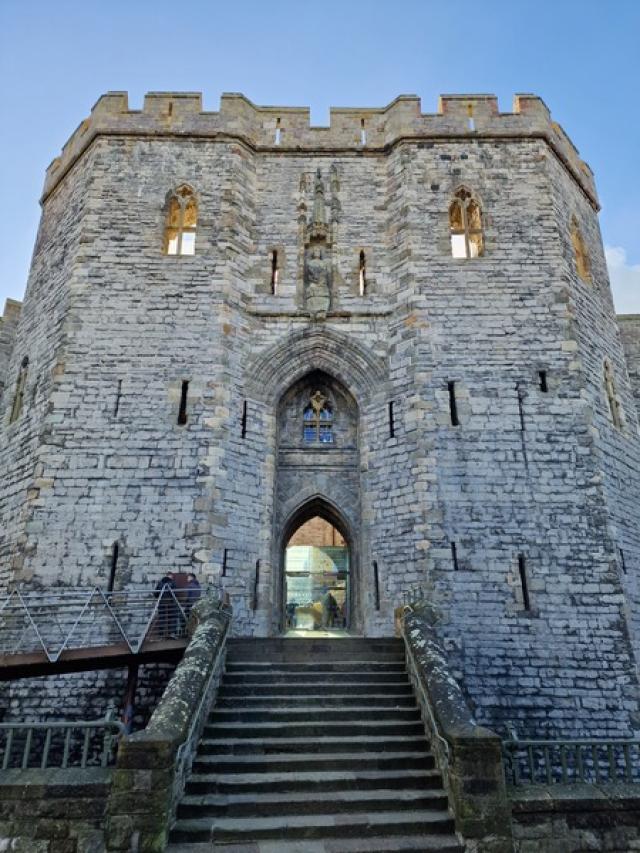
[273, 369, 362, 635]
[279, 497, 355, 635]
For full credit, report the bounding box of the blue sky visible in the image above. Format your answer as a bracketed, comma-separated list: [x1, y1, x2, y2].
[1, 0, 639, 312]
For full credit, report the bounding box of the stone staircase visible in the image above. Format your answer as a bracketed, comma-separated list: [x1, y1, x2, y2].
[168, 637, 463, 852]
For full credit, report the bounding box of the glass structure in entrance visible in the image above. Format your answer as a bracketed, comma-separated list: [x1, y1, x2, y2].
[284, 516, 349, 631]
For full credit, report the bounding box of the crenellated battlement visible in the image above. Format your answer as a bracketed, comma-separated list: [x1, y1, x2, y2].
[42, 91, 597, 206]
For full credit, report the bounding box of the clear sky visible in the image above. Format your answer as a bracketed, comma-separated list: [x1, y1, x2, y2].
[1, 0, 639, 312]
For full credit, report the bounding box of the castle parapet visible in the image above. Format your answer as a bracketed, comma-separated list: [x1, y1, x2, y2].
[42, 91, 597, 206]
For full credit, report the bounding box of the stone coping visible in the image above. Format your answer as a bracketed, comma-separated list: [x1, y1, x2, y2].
[510, 781, 640, 810]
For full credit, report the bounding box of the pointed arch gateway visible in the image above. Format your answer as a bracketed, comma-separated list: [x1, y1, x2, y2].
[273, 366, 363, 634]
[246, 328, 388, 635]
[280, 496, 355, 633]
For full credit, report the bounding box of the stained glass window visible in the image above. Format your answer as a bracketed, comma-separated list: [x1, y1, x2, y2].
[303, 390, 333, 444]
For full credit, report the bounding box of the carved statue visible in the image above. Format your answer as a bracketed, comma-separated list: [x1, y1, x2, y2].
[312, 168, 326, 228]
[304, 245, 331, 317]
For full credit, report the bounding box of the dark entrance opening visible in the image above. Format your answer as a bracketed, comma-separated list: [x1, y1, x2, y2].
[283, 512, 351, 634]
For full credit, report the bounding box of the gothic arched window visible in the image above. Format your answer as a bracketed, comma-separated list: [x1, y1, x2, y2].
[570, 216, 591, 282]
[303, 390, 334, 444]
[449, 187, 484, 258]
[164, 185, 198, 256]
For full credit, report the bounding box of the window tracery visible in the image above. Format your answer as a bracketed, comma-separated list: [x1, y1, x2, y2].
[164, 185, 197, 256]
[449, 187, 484, 258]
[303, 390, 334, 444]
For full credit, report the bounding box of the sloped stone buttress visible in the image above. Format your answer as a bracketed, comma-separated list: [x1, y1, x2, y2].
[167, 637, 463, 852]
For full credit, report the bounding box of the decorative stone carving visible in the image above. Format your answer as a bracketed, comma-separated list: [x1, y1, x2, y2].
[311, 168, 327, 230]
[304, 245, 331, 318]
[301, 168, 335, 318]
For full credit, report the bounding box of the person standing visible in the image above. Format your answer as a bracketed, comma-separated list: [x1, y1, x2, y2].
[185, 573, 201, 618]
[155, 571, 177, 638]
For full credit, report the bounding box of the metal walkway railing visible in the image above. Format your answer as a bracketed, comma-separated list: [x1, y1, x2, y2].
[504, 737, 640, 785]
[0, 707, 125, 770]
[0, 586, 198, 665]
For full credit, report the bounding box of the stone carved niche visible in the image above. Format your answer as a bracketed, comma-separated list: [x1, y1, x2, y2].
[301, 167, 340, 319]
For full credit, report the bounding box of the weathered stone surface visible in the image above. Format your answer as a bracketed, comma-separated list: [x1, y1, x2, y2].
[403, 604, 513, 851]
[105, 596, 230, 852]
[511, 783, 640, 852]
[0, 768, 110, 853]
[0, 90, 639, 747]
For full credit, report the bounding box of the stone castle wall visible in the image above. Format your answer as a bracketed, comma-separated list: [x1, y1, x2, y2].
[619, 314, 640, 413]
[1, 91, 639, 739]
[0, 299, 22, 401]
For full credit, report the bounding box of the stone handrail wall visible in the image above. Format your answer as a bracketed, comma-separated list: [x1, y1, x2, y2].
[42, 91, 597, 207]
[402, 602, 513, 853]
[105, 593, 231, 852]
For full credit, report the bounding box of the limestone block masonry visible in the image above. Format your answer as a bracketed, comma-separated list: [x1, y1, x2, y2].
[1, 90, 639, 741]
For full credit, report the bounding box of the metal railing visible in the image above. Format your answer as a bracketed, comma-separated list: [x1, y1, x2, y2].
[504, 738, 640, 786]
[0, 585, 205, 663]
[0, 707, 125, 770]
[400, 586, 429, 607]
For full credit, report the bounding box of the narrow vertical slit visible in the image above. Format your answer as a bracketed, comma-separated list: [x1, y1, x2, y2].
[253, 560, 260, 610]
[516, 384, 525, 431]
[451, 542, 459, 571]
[275, 117, 281, 145]
[168, 101, 173, 117]
[538, 370, 548, 393]
[448, 381, 459, 426]
[108, 542, 119, 592]
[241, 401, 248, 439]
[467, 103, 475, 131]
[270, 250, 279, 294]
[114, 379, 122, 417]
[178, 380, 189, 425]
[373, 561, 380, 611]
[222, 548, 228, 578]
[619, 547, 627, 574]
[388, 401, 395, 438]
[360, 118, 366, 146]
[518, 554, 530, 611]
[358, 250, 367, 296]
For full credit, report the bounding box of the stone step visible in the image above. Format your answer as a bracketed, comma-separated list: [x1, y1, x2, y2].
[203, 720, 424, 740]
[225, 661, 406, 673]
[196, 735, 430, 756]
[168, 836, 464, 853]
[208, 706, 421, 724]
[170, 808, 456, 843]
[216, 693, 416, 708]
[185, 768, 444, 795]
[226, 638, 403, 661]
[222, 671, 410, 684]
[193, 749, 433, 773]
[218, 681, 413, 697]
[177, 788, 449, 819]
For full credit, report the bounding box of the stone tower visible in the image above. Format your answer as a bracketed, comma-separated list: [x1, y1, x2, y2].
[1, 91, 639, 740]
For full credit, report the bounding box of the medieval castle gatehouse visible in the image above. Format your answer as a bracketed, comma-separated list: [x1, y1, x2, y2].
[1, 91, 639, 745]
